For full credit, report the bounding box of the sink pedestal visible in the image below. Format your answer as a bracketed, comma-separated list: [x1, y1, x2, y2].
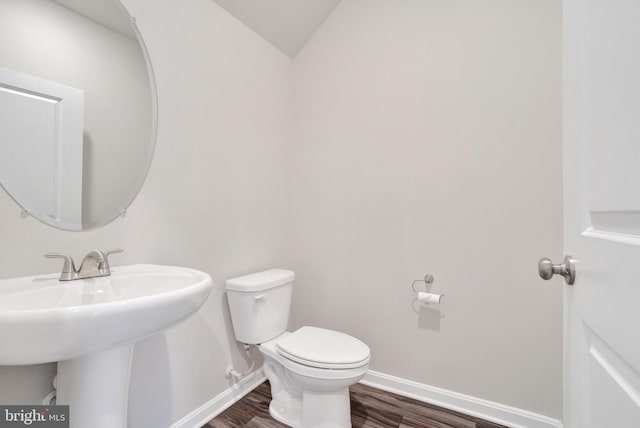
[0, 264, 213, 427]
[57, 343, 134, 428]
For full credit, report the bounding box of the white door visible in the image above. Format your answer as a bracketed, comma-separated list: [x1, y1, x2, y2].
[561, 0, 640, 427]
[0, 67, 84, 229]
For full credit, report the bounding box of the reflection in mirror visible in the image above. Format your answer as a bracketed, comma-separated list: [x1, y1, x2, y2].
[0, 0, 156, 230]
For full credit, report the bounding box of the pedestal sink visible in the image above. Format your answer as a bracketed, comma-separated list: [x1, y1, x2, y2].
[0, 264, 213, 428]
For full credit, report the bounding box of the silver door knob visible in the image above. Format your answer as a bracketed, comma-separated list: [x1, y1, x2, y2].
[538, 255, 576, 285]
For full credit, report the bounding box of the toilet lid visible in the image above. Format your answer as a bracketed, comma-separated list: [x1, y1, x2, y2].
[276, 326, 370, 369]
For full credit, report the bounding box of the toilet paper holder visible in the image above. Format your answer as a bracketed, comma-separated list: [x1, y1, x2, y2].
[412, 274, 444, 305]
[411, 274, 435, 294]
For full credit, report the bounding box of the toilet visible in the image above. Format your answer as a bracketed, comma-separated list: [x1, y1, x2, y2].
[226, 269, 370, 428]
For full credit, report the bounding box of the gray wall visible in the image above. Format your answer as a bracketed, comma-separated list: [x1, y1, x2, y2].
[0, 0, 293, 426]
[0, 0, 563, 424]
[290, 0, 563, 418]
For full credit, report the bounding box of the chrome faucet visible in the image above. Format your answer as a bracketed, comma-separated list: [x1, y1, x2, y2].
[45, 249, 123, 281]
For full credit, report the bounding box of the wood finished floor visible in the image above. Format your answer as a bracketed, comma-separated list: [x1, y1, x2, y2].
[205, 381, 509, 428]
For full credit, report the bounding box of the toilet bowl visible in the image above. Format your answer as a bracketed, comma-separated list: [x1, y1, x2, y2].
[225, 270, 371, 428]
[261, 327, 370, 427]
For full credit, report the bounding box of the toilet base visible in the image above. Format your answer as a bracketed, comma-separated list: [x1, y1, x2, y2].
[268, 386, 352, 428]
[269, 401, 301, 427]
[262, 352, 365, 428]
[299, 387, 352, 428]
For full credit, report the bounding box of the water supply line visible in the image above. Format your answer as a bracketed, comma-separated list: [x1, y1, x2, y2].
[41, 375, 57, 406]
[225, 343, 256, 380]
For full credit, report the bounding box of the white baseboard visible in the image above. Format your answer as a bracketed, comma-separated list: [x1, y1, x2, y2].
[360, 370, 563, 428]
[169, 369, 267, 428]
[169, 368, 562, 428]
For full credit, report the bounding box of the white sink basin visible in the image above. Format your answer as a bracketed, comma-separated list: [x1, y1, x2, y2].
[0, 264, 212, 428]
[0, 264, 212, 365]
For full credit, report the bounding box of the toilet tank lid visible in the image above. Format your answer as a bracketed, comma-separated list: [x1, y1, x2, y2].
[226, 269, 294, 292]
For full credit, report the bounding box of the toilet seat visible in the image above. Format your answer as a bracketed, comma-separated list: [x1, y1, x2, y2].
[275, 326, 370, 369]
[261, 332, 369, 382]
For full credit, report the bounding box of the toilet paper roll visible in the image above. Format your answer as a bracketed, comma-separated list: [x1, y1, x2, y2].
[417, 291, 443, 304]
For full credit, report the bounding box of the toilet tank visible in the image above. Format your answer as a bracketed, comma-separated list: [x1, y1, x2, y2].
[225, 269, 294, 344]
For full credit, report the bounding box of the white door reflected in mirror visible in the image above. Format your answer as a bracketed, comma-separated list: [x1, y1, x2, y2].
[0, 68, 84, 230]
[0, 0, 157, 231]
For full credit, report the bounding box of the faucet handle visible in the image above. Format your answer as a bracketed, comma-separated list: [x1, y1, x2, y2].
[102, 248, 124, 271]
[44, 253, 77, 281]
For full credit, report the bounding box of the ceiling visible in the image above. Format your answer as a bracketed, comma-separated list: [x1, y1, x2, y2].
[212, 0, 341, 58]
[51, 0, 136, 38]
[50, 0, 340, 58]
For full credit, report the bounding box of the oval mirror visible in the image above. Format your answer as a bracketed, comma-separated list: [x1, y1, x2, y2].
[0, 0, 157, 231]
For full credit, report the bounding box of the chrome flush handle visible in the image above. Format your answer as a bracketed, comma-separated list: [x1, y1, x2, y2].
[538, 255, 576, 286]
